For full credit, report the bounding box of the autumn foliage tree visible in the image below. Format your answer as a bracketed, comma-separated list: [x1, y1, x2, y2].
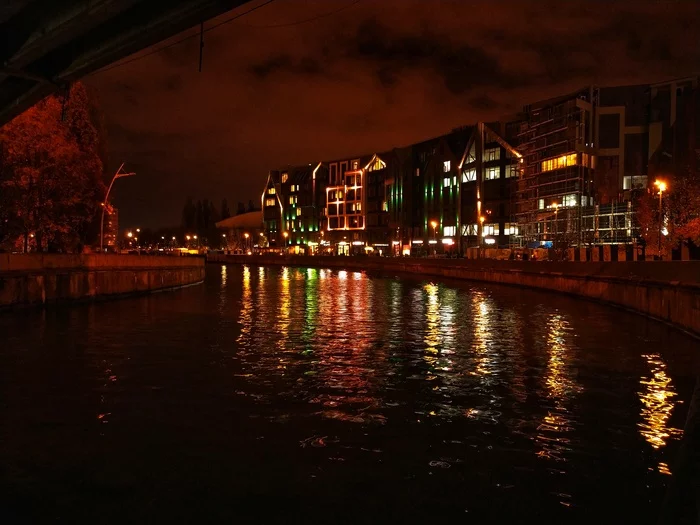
[0, 83, 105, 252]
[636, 167, 700, 256]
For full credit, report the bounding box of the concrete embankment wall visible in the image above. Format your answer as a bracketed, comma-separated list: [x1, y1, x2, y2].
[0, 254, 205, 308]
[208, 254, 700, 337]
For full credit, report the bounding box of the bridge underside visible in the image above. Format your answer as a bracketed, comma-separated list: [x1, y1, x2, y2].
[0, 0, 252, 125]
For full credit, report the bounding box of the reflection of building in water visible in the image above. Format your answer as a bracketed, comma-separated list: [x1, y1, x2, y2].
[424, 283, 441, 354]
[535, 314, 581, 462]
[236, 265, 253, 344]
[471, 291, 501, 380]
[638, 353, 683, 450]
[275, 266, 291, 351]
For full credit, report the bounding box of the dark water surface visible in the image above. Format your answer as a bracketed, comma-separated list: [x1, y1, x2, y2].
[1, 264, 698, 524]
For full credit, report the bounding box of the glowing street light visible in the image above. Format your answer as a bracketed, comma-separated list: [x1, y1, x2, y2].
[127, 231, 133, 238]
[552, 202, 559, 249]
[186, 235, 191, 241]
[654, 179, 668, 258]
[430, 220, 438, 241]
[283, 231, 289, 249]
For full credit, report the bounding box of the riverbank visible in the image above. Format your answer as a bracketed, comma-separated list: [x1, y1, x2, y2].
[208, 254, 700, 337]
[0, 254, 205, 308]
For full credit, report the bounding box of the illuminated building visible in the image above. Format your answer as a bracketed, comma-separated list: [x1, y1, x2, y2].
[102, 204, 118, 251]
[506, 76, 699, 248]
[258, 75, 698, 254]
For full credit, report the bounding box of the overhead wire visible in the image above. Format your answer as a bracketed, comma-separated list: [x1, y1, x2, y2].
[91, 0, 277, 76]
[91, 0, 362, 76]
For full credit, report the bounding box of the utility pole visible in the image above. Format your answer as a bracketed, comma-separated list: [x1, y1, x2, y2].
[100, 163, 135, 253]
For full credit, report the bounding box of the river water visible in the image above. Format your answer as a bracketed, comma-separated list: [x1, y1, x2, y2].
[1, 264, 697, 523]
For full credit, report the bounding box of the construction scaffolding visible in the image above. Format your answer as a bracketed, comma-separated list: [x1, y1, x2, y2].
[510, 87, 598, 247]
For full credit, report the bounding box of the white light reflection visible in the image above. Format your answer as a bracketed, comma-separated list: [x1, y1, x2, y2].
[236, 265, 253, 344]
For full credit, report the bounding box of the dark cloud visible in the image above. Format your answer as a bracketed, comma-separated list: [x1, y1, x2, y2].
[348, 18, 513, 94]
[249, 53, 322, 78]
[469, 94, 499, 111]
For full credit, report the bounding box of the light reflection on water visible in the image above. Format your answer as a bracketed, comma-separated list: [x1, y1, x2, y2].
[0, 264, 696, 523]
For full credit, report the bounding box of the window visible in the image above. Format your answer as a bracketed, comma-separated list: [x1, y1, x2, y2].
[542, 153, 577, 172]
[268, 187, 276, 195]
[444, 226, 456, 236]
[485, 148, 500, 161]
[297, 207, 302, 216]
[506, 164, 518, 178]
[330, 164, 338, 184]
[443, 160, 451, 172]
[563, 194, 578, 207]
[265, 198, 275, 207]
[462, 223, 478, 235]
[367, 157, 386, 171]
[462, 168, 476, 182]
[485, 167, 500, 180]
[281, 173, 288, 183]
[289, 195, 297, 205]
[504, 222, 519, 236]
[415, 168, 420, 177]
[443, 177, 451, 188]
[352, 160, 359, 169]
[538, 198, 545, 210]
[483, 223, 499, 236]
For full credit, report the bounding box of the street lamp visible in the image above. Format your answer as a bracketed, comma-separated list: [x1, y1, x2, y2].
[127, 231, 133, 239]
[100, 163, 135, 253]
[283, 231, 289, 250]
[654, 179, 667, 259]
[479, 216, 485, 257]
[430, 220, 438, 240]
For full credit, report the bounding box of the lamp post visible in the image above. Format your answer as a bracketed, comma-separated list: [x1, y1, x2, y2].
[479, 216, 485, 258]
[552, 202, 559, 251]
[654, 180, 667, 259]
[244, 232, 250, 252]
[283, 231, 289, 251]
[100, 163, 135, 252]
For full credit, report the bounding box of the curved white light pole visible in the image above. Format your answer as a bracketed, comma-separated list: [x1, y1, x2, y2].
[100, 163, 135, 253]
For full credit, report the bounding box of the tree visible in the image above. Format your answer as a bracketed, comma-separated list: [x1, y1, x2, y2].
[182, 197, 196, 230]
[636, 167, 700, 257]
[0, 83, 105, 252]
[220, 199, 231, 220]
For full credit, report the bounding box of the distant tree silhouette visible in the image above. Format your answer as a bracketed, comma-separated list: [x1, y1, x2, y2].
[220, 199, 231, 220]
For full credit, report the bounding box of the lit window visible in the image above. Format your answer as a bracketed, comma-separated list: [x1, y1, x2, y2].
[539, 198, 545, 210]
[443, 160, 451, 172]
[268, 187, 276, 195]
[297, 207, 302, 216]
[563, 194, 578, 207]
[367, 157, 386, 171]
[289, 195, 297, 205]
[462, 168, 476, 182]
[353, 161, 359, 169]
[504, 222, 519, 236]
[415, 168, 420, 177]
[443, 177, 450, 188]
[461, 223, 478, 235]
[542, 153, 577, 172]
[444, 226, 456, 236]
[281, 173, 288, 183]
[505, 164, 518, 178]
[485, 148, 500, 161]
[265, 198, 275, 207]
[485, 167, 500, 180]
[483, 223, 500, 236]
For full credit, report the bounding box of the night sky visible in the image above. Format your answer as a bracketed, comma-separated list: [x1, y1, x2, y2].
[86, 0, 700, 229]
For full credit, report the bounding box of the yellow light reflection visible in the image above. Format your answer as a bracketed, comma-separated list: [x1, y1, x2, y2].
[424, 283, 441, 355]
[535, 314, 580, 462]
[638, 353, 683, 449]
[236, 265, 252, 344]
[276, 267, 291, 351]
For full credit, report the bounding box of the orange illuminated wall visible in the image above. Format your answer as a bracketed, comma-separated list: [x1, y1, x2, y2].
[326, 169, 365, 230]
